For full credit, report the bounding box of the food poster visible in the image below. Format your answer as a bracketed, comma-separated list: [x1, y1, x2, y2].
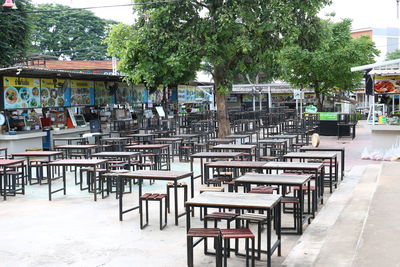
[40, 79, 67, 107]
[116, 82, 133, 104]
[374, 75, 400, 94]
[95, 81, 112, 105]
[71, 80, 94, 106]
[177, 85, 187, 102]
[148, 86, 164, 104]
[3, 77, 41, 109]
[132, 84, 146, 104]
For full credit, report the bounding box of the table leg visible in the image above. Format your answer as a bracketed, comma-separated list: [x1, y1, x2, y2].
[174, 180, 179, 226]
[93, 165, 97, 201]
[329, 158, 333, 193]
[341, 150, 345, 180]
[267, 208, 272, 267]
[119, 177, 124, 221]
[63, 166, 66, 195]
[48, 165, 52, 201]
[299, 185, 304, 235]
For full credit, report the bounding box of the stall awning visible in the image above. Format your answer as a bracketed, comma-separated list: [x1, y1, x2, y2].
[351, 59, 400, 73]
[368, 69, 400, 75]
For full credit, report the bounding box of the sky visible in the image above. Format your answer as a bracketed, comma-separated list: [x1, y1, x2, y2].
[33, 0, 400, 29]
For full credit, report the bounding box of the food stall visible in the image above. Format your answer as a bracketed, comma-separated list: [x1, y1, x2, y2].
[0, 67, 126, 153]
[351, 59, 400, 148]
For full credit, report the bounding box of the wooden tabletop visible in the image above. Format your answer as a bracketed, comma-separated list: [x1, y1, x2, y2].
[259, 139, 288, 143]
[126, 144, 169, 149]
[300, 146, 345, 151]
[269, 135, 298, 139]
[236, 173, 312, 185]
[185, 192, 281, 209]
[226, 134, 251, 139]
[91, 152, 140, 157]
[207, 139, 235, 143]
[55, 145, 98, 149]
[104, 170, 192, 180]
[49, 159, 108, 166]
[205, 161, 266, 168]
[0, 159, 24, 166]
[53, 136, 87, 140]
[12, 151, 63, 157]
[128, 133, 156, 137]
[284, 152, 337, 159]
[101, 137, 131, 141]
[212, 144, 256, 150]
[174, 134, 200, 138]
[191, 152, 243, 158]
[153, 137, 183, 142]
[264, 161, 323, 169]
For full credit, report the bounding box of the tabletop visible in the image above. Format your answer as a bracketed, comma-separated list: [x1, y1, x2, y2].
[212, 144, 256, 150]
[205, 161, 266, 168]
[12, 151, 63, 157]
[0, 159, 24, 166]
[185, 192, 281, 209]
[264, 161, 323, 169]
[126, 144, 169, 149]
[191, 152, 243, 158]
[236, 173, 312, 185]
[284, 152, 338, 158]
[91, 152, 140, 157]
[226, 134, 251, 139]
[53, 136, 87, 140]
[104, 170, 192, 180]
[300, 146, 345, 151]
[101, 137, 131, 141]
[269, 135, 298, 139]
[55, 145, 98, 149]
[174, 134, 201, 138]
[49, 159, 108, 166]
[259, 139, 288, 143]
[128, 133, 156, 137]
[153, 137, 183, 142]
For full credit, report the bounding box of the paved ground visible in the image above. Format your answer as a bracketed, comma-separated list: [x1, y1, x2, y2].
[1, 121, 398, 267]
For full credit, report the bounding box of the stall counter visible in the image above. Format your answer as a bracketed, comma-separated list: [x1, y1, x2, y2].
[370, 125, 400, 149]
[50, 126, 91, 149]
[0, 131, 46, 154]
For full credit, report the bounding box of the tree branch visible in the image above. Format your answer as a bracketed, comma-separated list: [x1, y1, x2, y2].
[190, 0, 208, 9]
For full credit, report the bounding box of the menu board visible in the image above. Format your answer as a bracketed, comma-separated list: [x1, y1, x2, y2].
[3, 77, 41, 109]
[116, 82, 133, 104]
[374, 75, 400, 94]
[177, 85, 205, 102]
[132, 84, 146, 104]
[95, 81, 112, 105]
[71, 80, 94, 106]
[41, 79, 66, 107]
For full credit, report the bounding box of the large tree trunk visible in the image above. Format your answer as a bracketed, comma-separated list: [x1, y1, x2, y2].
[315, 89, 324, 112]
[216, 89, 230, 138]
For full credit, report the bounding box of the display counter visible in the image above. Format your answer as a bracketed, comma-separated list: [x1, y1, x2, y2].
[370, 125, 400, 149]
[0, 131, 46, 154]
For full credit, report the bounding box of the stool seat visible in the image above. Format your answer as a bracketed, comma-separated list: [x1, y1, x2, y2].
[220, 228, 255, 239]
[187, 228, 221, 238]
[249, 185, 275, 194]
[236, 213, 267, 222]
[140, 193, 167, 200]
[167, 181, 187, 186]
[281, 196, 300, 204]
[205, 212, 238, 221]
[293, 185, 315, 191]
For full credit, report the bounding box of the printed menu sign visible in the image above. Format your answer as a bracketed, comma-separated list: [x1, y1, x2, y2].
[3, 77, 41, 109]
[40, 79, 66, 107]
[71, 80, 94, 106]
[374, 75, 400, 94]
[95, 81, 112, 105]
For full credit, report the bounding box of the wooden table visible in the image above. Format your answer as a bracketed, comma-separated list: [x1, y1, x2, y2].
[153, 137, 183, 160]
[268, 134, 298, 148]
[0, 159, 25, 200]
[185, 192, 281, 267]
[190, 152, 243, 183]
[12, 151, 63, 185]
[126, 144, 171, 170]
[263, 161, 324, 212]
[100, 137, 132, 151]
[235, 173, 314, 234]
[258, 139, 288, 157]
[48, 159, 108, 201]
[225, 134, 252, 144]
[300, 146, 345, 180]
[204, 161, 267, 183]
[128, 133, 156, 144]
[55, 144, 98, 158]
[212, 144, 257, 160]
[104, 170, 194, 224]
[284, 152, 338, 193]
[53, 136, 87, 148]
[91, 152, 141, 170]
[207, 139, 235, 146]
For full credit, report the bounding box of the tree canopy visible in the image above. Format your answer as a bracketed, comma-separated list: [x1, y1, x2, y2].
[280, 18, 379, 110]
[0, 0, 32, 67]
[386, 49, 400, 61]
[107, 0, 331, 137]
[31, 4, 117, 60]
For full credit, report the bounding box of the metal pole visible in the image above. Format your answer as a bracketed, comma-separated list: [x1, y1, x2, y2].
[259, 92, 262, 111]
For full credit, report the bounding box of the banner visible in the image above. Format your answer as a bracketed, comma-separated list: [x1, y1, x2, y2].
[374, 75, 400, 94]
[41, 79, 66, 107]
[3, 77, 41, 109]
[70, 80, 94, 106]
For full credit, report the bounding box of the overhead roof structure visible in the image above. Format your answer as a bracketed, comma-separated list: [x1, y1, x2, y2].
[351, 59, 400, 75]
[232, 82, 314, 94]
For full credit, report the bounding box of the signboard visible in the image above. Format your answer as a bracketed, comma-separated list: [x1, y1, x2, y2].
[116, 82, 133, 104]
[3, 77, 41, 109]
[41, 79, 66, 107]
[374, 75, 400, 94]
[319, 112, 338, 121]
[293, 89, 302, 100]
[95, 81, 112, 105]
[71, 80, 94, 106]
[132, 84, 146, 104]
[155, 106, 166, 118]
[305, 105, 318, 114]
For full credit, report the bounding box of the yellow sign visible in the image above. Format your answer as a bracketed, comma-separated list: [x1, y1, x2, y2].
[3, 77, 40, 87]
[95, 81, 106, 90]
[375, 75, 400, 80]
[41, 78, 65, 88]
[71, 80, 94, 89]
